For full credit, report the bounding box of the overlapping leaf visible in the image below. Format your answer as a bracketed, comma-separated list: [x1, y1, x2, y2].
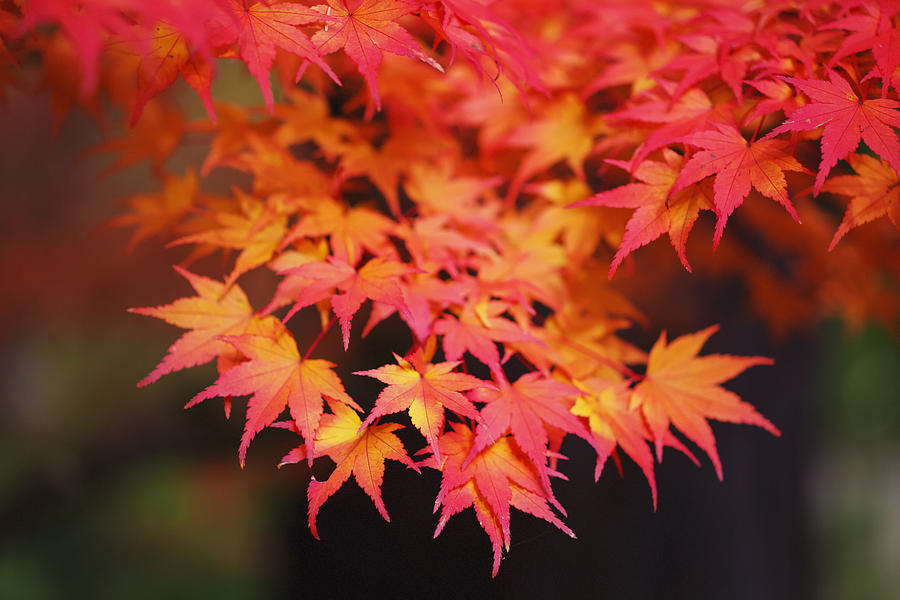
[279, 256, 416, 348]
[431, 423, 575, 577]
[188, 321, 360, 466]
[280, 400, 417, 538]
[130, 266, 261, 386]
[823, 153, 900, 249]
[575, 150, 714, 276]
[630, 326, 779, 479]
[356, 353, 490, 461]
[672, 122, 805, 246]
[305, 0, 443, 110]
[769, 72, 900, 194]
[207, 0, 340, 111]
[469, 373, 589, 493]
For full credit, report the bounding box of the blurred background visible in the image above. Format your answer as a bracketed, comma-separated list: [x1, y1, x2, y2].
[1, 70, 899, 599]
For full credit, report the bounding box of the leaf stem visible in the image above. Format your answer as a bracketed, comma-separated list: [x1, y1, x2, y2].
[304, 315, 337, 359]
[750, 113, 767, 143]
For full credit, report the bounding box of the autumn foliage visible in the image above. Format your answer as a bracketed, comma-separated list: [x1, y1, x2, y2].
[3, 0, 899, 576]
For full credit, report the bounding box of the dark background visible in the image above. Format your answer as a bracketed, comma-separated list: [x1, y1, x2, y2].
[1, 73, 899, 599]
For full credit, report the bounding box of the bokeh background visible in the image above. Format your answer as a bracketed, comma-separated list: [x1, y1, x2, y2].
[1, 68, 899, 599]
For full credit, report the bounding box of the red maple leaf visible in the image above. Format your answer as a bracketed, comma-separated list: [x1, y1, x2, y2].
[434, 299, 539, 370]
[207, 0, 340, 111]
[768, 71, 900, 194]
[672, 122, 806, 246]
[305, 0, 443, 110]
[822, 5, 900, 96]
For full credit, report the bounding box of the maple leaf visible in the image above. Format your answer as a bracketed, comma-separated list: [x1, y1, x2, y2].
[434, 299, 539, 370]
[279, 256, 415, 348]
[130, 266, 263, 386]
[655, 33, 754, 102]
[611, 87, 717, 169]
[279, 400, 417, 538]
[502, 94, 599, 203]
[192, 103, 279, 176]
[356, 353, 489, 462]
[768, 72, 900, 194]
[261, 243, 330, 315]
[528, 299, 647, 381]
[574, 150, 714, 277]
[280, 197, 395, 266]
[571, 377, 657, 501]
[469, 372, 589, 494]
[672, 122, 806, 246]
[272, 88, 359, 159]
[392, 213, 495, 277]
[582, 39, 680, 98]
[431, 423, 575, 577]
[306, 0, 443, 111]
[630, 326, 779, 480]
[207, 0, 340, 111]
[528, 179, 607, 267]
[339, 121, 455, 216]
[569, 377, 700, 509]
[743, 78, 797, 125]
[170, 189, 288, 287]
[189, 323, 360, 467]
[95, 99, 185, 175]
[21, 0, 137, 96]
[131, 22, 215, 125]
[402, 160, 502, 229]
[107, 168, 199, 251]
[823, 153, 900, 250]
[822, 5, 900, 96]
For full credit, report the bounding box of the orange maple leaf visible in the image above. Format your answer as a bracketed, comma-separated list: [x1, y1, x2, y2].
[170, 189, 288, 287]
[672, 122, 806, 247]
[570, 377, 700, 508]
[572, 378, 660, 507]
[631, 326, 779, 480]
[356, 353, 490, 462]
[108, 169, 199, 252]
[279, 400, 417, 539]
[823, 153, 900, 250]
[431, 423, 575, 577]
[131, 22, 215, 125]
[188, 323, 360, 467]
[502, 94, 599, 203]
[130, 266, 262, 386]
[280, 197, 395, 266]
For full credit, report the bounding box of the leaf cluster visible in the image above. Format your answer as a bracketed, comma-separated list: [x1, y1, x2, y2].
[3, 0, 899, 575]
